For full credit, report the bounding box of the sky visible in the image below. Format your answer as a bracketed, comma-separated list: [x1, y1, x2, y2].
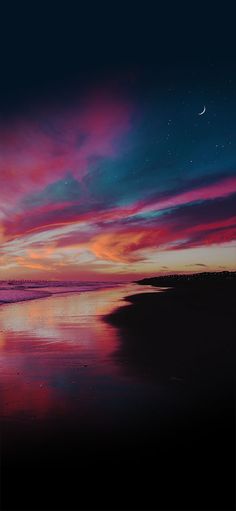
[0, 6, 235, 280]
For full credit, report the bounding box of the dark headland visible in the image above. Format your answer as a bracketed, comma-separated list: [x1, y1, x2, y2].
[136, 269, 236, 287]
[105, 271, 235, 510]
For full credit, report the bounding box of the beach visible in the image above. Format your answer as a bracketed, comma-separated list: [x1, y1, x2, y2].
[0, 277, 235, 510]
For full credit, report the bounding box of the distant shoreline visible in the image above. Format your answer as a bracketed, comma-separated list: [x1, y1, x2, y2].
[136, 269, 236, 286]
[0, 271, 235, 306]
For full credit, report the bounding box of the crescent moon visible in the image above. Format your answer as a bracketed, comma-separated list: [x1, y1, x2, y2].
[198, 105, 206, 116]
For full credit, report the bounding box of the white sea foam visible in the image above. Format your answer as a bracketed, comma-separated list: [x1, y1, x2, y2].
[0, 280, 122, 304]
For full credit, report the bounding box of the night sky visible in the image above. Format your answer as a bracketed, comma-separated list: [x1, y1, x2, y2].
[0, 4, 235, 280]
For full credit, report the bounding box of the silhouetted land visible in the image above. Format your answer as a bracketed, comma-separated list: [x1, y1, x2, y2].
[136, 269, 236, 286]
[104, 271, 235, 510]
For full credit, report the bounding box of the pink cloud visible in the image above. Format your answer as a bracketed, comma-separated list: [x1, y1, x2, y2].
[0, 96, 132, 205]
[138, 175, 236, 214]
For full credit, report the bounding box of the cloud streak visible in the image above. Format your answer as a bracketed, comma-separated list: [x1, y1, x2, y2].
[0, 87, 236, 279]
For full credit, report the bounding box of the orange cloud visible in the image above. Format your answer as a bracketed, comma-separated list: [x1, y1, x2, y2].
[15, 256, 51, 271]
[89, 229, 167, 263]
[0, 223, 6, 243]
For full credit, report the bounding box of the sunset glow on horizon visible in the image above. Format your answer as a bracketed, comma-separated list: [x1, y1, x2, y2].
[0, 81, 235, 281]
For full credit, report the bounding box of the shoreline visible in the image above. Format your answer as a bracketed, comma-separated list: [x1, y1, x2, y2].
[0, 289, 52, 305]
[105, 275, 235, 391]
[0, 281, 121, 306]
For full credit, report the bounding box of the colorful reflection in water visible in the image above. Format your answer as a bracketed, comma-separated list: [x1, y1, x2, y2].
[0, 283, 158, 422]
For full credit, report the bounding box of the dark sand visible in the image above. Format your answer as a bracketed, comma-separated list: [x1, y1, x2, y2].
[105, 275, 235, 510]
[1, 275, 235, 510]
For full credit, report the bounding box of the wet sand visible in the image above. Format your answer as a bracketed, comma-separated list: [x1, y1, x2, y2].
[1, 279, 235, 510]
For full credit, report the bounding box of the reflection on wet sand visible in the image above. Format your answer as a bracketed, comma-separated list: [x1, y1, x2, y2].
[0, 283, 158, 421]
